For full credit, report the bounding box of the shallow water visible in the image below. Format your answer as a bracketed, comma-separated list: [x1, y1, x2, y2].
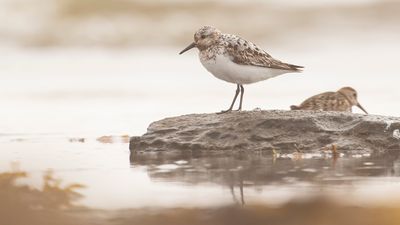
[2, 134, 400, 209]
[130, 149, 400, 207]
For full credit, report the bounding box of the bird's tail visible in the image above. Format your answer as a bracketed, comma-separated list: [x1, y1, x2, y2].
[290, 105, 301, 110]
[288, 64, 304, 72]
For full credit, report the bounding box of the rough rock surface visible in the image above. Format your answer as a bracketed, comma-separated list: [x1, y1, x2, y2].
[130, 110, 400, 153]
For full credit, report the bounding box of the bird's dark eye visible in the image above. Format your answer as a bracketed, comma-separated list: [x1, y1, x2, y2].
[201, 34, 206, 39]
[353, 93, 357, 98]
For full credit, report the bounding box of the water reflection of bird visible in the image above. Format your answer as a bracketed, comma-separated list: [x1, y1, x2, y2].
[290, 87, 368, 114]
[228, 172, 245, 206]
[180, 25, 303, 113]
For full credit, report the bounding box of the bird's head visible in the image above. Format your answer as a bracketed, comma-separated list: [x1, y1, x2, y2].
[338, 87, 368, 114]
[179, 26, 222, 54]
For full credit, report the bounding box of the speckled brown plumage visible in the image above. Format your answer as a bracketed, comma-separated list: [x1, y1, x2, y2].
[179, 25, 304, 113]
[195, 32, 303, 71]
[222, 34, 303, 71]
[290, 87, 368, 114]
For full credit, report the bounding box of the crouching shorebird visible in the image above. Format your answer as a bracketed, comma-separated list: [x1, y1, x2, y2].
[290, 87, 368, 114]
[179, 26, 303, 113]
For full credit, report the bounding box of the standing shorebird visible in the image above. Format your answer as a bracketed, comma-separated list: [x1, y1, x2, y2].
[290, 87, 368, 114]
[179, 26, 303, 113]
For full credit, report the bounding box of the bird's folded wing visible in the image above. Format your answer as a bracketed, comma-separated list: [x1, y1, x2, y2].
[225, 40, 303, 71]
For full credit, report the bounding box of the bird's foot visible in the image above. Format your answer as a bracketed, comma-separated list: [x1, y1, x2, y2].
[217, 109, 233, 114]
[217, 108, 243, 114]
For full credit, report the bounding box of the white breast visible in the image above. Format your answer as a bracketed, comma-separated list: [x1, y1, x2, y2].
[200, 54, 290, 85]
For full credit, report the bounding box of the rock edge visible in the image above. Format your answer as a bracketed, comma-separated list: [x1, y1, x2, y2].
[130, 110, 400, 153]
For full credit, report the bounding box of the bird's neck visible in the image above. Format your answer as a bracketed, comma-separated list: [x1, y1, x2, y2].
[337, 91, 353, 105]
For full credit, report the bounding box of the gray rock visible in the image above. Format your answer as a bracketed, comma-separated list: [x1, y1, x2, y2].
[130, 110, 400, 153]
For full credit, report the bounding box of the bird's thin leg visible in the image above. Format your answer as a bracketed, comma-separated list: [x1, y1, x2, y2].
[218, 84, 240, 114]
[237, 85, 244, 111]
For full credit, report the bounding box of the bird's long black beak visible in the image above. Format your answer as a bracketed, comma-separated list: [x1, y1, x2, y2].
[357, 103, 368, 114]
[179, 42, 196, 55]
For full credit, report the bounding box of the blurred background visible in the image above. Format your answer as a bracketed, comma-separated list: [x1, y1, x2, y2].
[1, 1, 400, 223]
[1, 0, 399, 137]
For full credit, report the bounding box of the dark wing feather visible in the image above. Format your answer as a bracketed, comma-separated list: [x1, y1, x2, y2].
[224, 35, 303, 71]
